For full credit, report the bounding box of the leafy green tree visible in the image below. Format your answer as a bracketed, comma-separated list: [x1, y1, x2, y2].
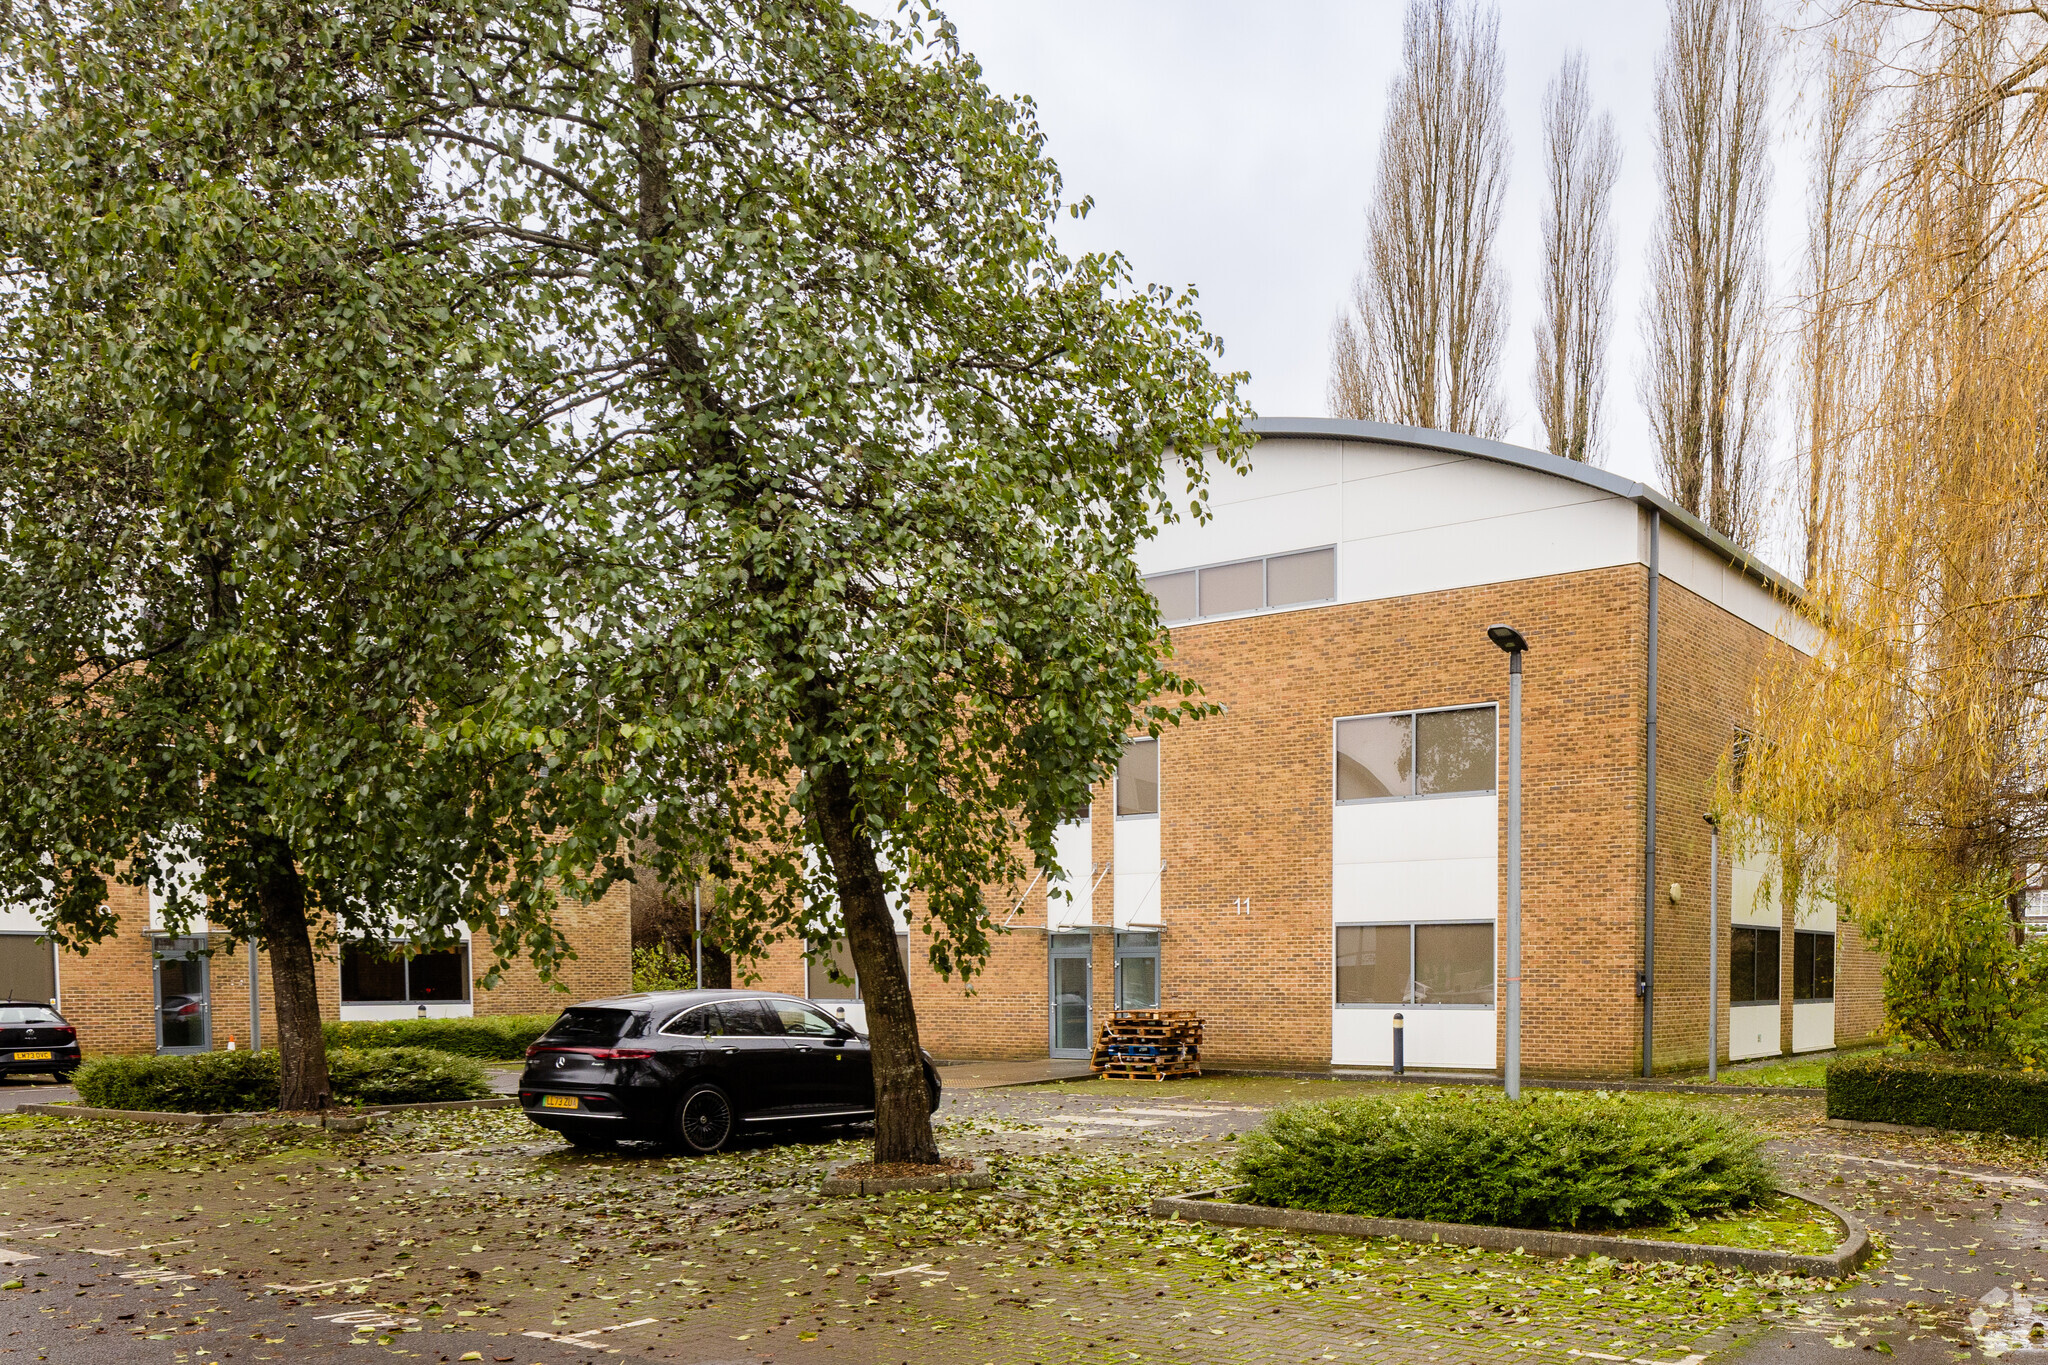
[376, 0, 1251, 1161]
[1, 0, 1248, 1157]
[0, 0, 651, 1107]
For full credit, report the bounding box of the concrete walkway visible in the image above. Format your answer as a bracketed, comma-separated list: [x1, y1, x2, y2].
[934, 1056, 1095, 1089]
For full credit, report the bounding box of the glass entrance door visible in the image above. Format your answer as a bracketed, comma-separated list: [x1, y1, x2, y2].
[154, 938, 211, 1054]
[1049, 934, 1092, 1058]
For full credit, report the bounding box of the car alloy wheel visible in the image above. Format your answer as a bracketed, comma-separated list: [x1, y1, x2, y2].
[676, 1083, 734, 1154]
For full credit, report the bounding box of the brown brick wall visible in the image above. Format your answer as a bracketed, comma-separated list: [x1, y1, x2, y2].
[749, 554, 1884, 1078]
[53, 875, 631, 1055]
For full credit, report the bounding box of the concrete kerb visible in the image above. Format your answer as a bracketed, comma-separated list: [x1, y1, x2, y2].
[820, 1157, 994, 1197]
[1198, 1068, 1825, 1099]
[16, 1096, 516, 1129]
[1149, 1185, 1873, 1279]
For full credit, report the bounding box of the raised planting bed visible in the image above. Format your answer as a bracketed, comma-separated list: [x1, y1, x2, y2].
[1150, 1185, 1871, 1278]
[821, 1157, 993, 1196]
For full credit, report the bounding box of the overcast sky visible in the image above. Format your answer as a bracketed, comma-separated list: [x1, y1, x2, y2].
[929, 0, 1822, 572]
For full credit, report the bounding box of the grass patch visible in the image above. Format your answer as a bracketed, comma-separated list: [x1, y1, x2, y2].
[1238, 1089, 1775, 1230]
[1621, 1194, 1842, 1254]
[1711, 1046, 1900, 1088]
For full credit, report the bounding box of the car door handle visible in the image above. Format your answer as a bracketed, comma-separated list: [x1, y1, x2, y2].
[721, 1047, 738, 1056]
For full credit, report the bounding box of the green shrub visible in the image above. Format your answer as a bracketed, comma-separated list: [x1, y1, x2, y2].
[1236, 1090, 1775, 1230]
[74, 1046, 493, 1112]
[1826, 1051, 2048, 1137]
[632, 943, 696, 993]
[320, 1013, 558, 1060]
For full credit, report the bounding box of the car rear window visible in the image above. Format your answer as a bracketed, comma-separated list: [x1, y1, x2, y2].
[539, 1008, 635, 1046]
[0, 1007, 59, 1025]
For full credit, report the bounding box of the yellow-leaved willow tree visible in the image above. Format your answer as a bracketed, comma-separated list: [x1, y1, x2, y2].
[1731, 2, 2048, 1059]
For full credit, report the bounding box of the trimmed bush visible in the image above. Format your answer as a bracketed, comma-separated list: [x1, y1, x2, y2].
[73, 1046, 493, 1113]
[1826, 1051, 2048, 1137]
[320, 1013, 558, 1061]
[1236, 1090, 1775, 1230]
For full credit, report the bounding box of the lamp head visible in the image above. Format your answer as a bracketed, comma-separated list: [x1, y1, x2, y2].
[1486, 623, 1529, 654]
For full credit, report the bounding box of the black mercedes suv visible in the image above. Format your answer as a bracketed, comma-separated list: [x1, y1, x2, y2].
[0, 1002, 80, 1080]
[517, 989, 941, 1153]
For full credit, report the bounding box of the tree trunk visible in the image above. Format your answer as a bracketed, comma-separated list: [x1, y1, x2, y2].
[253, 835, 330, 1110]
[810, 763, 938, 1165]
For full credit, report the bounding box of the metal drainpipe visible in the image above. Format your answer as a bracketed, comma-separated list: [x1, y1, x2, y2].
[249, 940, 262, 1052]
[1644, 510, 1660, 1079]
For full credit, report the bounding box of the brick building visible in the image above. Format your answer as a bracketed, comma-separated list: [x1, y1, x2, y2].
[0, 873, 630, 1056]
[758, 419, 1883, 1077]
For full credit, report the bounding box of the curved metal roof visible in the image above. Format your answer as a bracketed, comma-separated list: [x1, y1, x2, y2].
[1246, 417, 1801, 602]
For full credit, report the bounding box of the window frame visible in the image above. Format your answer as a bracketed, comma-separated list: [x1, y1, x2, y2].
[1730, 924, 1782, 1004]
[1113, 931, 1160, 1010]
[1116, 736, 1160, 819]
[1333, 704, 1499, 805]
[1142, 545, 1338, 625]
[1792, 929, 1835, 1002]
[338, 938, 472, 1005]
[1332, 919, 1497, 1010]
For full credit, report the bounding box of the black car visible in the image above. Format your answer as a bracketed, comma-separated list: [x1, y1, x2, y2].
[517, 989, 941, 1153]
[0, 1002, 80, 1080]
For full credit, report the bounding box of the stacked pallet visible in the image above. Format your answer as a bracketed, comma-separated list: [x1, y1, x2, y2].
[1090, 1009, 1203, 1080]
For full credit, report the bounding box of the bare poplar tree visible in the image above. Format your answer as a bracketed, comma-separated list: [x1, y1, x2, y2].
[1328, 0, 1510, 438]
[1641, 0, 1779, 547]
[1531, 52, 1620, 463]
[1793, 22, 1875, 584]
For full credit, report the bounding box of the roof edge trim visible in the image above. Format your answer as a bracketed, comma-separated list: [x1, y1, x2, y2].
[1243, 417, 1803, 603]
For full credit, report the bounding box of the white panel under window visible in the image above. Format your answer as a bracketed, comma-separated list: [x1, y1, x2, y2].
[1334, 860, 1494, 922]
[1112, 817, 1162, 929]
[1334, 795, 1497, 866]
[1728, 1003, 1779, 1060]
[1332, 1006, 1496, 1070]
[1046, 819, 1093, 930]
[1730, 841, 1778, 926]
[1792, 1001, 1835, 1053]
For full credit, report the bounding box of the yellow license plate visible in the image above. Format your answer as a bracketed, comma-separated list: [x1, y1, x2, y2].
[13, 1052, 50, 1061]
[541, 1095, 578, 1110]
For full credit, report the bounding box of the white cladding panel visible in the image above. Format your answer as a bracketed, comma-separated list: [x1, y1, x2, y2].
[340, 1001, 476, 1022]
[1792, 1001, 1835, 1053]
[1729, 1002, 1780, 1060]
[1730, 842, 1780, 926]
[1334, 1006, 1497, 1069]
[1333, 796, 1496, 923]
[0, 902, 46, 934]
[1793, 876, 1836, 932]
[1136, 436, 1814, 656]
[1046, 820, 1093, 930]
[1112, 817, 1162, 929]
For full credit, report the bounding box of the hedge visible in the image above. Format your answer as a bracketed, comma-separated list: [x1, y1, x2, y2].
[320, 1013, 559, 1061]
[1236, 1089, 1775, 1230]
[1826, 1052, 2048, 1138]
[73, 1046, 494, 1113]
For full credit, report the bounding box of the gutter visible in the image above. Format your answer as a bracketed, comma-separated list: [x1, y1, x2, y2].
[1644, 511, 1659, 1078]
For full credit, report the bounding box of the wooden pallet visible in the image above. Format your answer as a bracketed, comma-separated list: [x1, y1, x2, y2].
[1090, 1010, 1204, 1080]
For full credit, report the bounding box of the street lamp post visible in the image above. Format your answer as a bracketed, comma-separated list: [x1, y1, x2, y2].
[1487, 624, 1529, 1101]
[1705, 813, 1719, 1083]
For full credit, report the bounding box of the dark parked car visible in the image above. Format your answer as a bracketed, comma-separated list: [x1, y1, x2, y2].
[0, 1002, 80, 1080]
[517, 990, 941, 1153]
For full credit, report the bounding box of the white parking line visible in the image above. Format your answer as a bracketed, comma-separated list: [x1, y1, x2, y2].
[521, 1316, 659, 1352]
[0, 1220, 87, 1238]
[1115, 1108, 1230, 1118]
[83, 1238, 191, 1255]
[871, 1263, 945, 1278]
[117, 1268, 193, 1285]
[312, 1307, 418, 1332]
[1057, 1115, 1164, 1128]
[267, 1270, 405, 1293]
[0, 1248, 38, 1266]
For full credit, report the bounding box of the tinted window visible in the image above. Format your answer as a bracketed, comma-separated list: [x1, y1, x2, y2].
[1144, 571, 1198, 624]
[340, 946, 406, 1003]
[1335, 715, 1411, 800]
[541, 1008, 634, 1046]
[0, 1007, 59, 1025]
[1335, 925, 1409, 1004]
[1265, 548, 1335, 606]
[662, 1004, 720, 1037]
[1417, 708, 1496, 795]
[771, 1001, 843, 1037]
[716, 999, 776, 1036]
[1116, 738, 1159, 817]
[1199, 559, 1264, 616]
[1413, 923, 1493, 1005]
